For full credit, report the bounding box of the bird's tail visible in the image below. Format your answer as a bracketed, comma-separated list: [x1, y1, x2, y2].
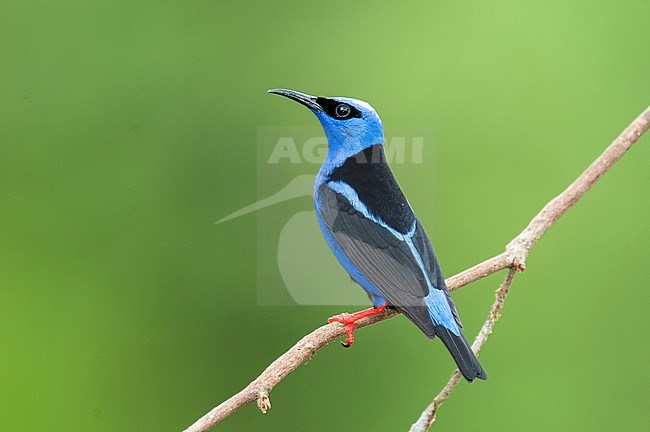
[434, 325, 487, 382]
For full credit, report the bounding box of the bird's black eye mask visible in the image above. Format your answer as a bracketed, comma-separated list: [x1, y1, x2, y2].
[316, 97, 362, 120]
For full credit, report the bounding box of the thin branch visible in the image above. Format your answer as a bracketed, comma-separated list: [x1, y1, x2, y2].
[506, 104, 650, 266]
[445, 252, 511, 290]
[183, 106, 650, 432]
[183, 307, 400, 431]
[409, 268, 517, 432]
[408, 104, 650, 431]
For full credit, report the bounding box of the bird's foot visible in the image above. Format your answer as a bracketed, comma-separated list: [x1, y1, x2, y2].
[327, 303, 387, 348]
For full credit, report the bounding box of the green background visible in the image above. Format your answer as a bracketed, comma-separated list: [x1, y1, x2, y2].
[2, 1, 649, 431]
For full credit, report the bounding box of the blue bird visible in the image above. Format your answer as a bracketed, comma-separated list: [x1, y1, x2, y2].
[269, 89, 487, 382]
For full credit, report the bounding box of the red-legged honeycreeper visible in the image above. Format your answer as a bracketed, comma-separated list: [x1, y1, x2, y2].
[268, 89, 487, 382]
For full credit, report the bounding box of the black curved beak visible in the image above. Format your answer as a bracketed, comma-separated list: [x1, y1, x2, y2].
[268, 88, 322, 112]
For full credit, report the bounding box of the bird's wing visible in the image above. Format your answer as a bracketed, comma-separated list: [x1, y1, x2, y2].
[317, 183, 462, 337]
[411, 217, 463, 329]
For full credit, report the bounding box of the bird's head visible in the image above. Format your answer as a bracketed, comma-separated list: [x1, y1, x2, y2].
[269, 89, 384, 164]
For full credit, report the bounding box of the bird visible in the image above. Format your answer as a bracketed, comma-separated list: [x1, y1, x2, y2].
[268, 88, 487, 382]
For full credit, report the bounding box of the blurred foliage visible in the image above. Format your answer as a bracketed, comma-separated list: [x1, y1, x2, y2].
[1, 1, 649, 431]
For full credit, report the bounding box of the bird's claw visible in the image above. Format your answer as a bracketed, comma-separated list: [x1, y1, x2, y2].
[328, 314, 356, 347]
[327, 304, 386, 348]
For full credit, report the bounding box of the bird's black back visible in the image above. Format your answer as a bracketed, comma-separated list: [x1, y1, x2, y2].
[327, 145, 415, 234]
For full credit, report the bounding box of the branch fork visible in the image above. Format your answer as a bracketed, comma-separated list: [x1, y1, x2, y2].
[505, 235, 532, 271]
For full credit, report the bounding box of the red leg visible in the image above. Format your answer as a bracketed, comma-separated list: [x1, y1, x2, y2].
[327, 303, 387, 348]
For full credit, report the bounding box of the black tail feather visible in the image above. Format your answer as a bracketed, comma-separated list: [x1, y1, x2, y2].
[434, 325, 487, 382]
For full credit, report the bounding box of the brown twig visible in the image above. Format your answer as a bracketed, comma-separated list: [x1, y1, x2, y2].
[182, 106, 650, 432]
[406, 104, 650, 431]
[409, 269, 517, 432]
